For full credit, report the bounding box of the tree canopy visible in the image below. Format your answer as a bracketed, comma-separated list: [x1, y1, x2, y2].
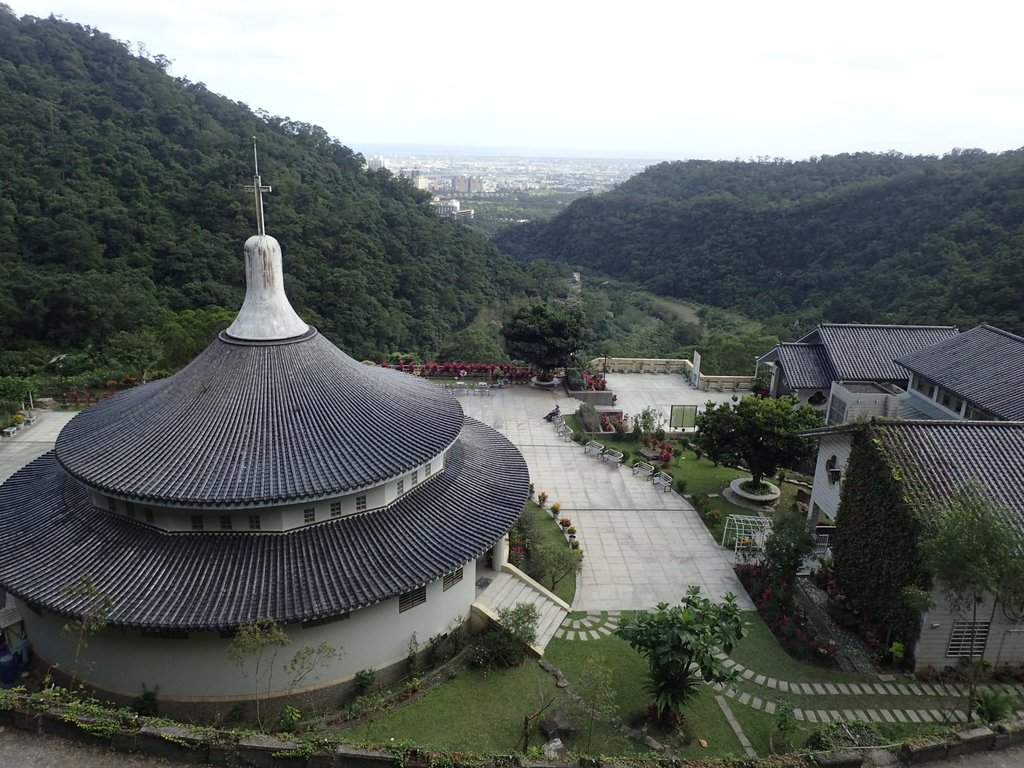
[617, 586, 746, 724]
[0, 8, 552, 373]
[496, 151, 1024, 336]
[501, 303, 587, 377]
[695, 395, 823, 486]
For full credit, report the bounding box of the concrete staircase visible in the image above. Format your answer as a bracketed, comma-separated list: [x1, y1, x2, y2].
[472, 564, 570, 656]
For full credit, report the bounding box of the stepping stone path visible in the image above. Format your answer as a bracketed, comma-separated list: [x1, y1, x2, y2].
[557, 613, 1012, 738]
[554, 610, 620, 640]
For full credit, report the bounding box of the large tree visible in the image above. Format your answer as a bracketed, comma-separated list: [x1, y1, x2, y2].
[695, 395, 823, 487]
[617, 586, 746, 725]
[501, 303, 587, 380]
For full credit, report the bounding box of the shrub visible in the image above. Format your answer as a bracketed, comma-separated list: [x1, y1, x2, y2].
[973, 687, 1020, 723]
[576, 403, 601, 432]
[470, 603, 539, 670]
[675, 478, 689, 494]
[351, 668, 376, 697]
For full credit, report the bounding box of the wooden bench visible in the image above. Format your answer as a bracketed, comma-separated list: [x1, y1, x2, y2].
[584, 440, 605, 456]
[602, 449, 624, 467]
[632, 461, 655, 479]
[653, 472, 673, 491]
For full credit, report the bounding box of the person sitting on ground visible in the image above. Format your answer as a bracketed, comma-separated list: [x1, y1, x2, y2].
[544, 405, 561, 422]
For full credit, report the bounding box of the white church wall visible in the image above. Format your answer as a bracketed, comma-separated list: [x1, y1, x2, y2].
[19, 561, 477, 701]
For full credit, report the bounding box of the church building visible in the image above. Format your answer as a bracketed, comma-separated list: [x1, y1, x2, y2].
[0, 159, 529, 707]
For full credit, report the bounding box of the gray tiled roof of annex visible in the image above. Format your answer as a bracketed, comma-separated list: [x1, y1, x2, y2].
[774, 343, 835, 390]
[814, 324, 959, 382]
[872, 420, 1024, 534]
[896, 324, 1024, 421]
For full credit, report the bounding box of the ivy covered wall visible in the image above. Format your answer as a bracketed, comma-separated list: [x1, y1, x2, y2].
[831, 427, 931, 646]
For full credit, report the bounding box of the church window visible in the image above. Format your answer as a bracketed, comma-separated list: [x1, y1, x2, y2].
[425, 463, 432, 477]
[219, 515, 232, 531]
[443, 567, 464, 591]
[356, 495, 367, 512]
[190, 515, 204, 531]
[249, 515, 261, 531]
[398, 479, 405, 495]
[303, 507, 315, 524]
[330, 500, 341, 517]
[399, 585, 427, 613]
[412, 470, 419, 486]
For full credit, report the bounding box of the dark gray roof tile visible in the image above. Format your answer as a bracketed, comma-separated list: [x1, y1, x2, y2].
[0, 418, 527, 630]
[871, 420, 1024, 534]
[775, 343, 835, 390]
[815, 324, 959, 382]
[895, 324, 1024, 421]
[55, 331, 463, 507]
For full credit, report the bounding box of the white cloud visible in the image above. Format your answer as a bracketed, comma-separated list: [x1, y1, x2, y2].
[9, 0, 1024, 158]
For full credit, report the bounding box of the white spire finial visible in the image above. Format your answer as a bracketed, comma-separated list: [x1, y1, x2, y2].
[245, 137, 272, 236]
[226, 142, 308, 341]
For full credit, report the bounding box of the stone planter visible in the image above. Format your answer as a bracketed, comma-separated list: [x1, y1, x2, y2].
[729, 477, 781, 504]
[531, 376, 561, 388]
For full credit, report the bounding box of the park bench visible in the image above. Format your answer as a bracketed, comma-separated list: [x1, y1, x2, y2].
[653, 472, 673, 491]
[584, 440, 604, 457]
[602, 449, 624, 467]
[1, 427, 16, 439]
[632, 461, 655, 479]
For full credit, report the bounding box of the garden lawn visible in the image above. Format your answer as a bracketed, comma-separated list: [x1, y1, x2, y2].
[335, 661, 649, 756]
[730, 611, 876, 685]
[545, 629, 749, 759]
[520, 501, 576, 604]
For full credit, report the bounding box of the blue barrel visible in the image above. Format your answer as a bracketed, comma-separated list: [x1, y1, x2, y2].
[0, 653, 20, 684]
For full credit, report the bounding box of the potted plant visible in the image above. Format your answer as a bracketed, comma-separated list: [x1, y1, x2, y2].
[537, 491, 548, 507]
[550, 502, 561, 517]
[559, 517, 571, 529]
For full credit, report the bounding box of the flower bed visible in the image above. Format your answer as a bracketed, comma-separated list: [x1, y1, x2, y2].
[736, 563, 838, 666]
[376, 361, 535, 381]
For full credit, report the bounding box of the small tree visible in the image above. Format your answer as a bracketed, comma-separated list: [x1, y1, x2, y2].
[227, 617, 290, 731]
[921, 483, 1024, 722]
[695, 395, 822, 487]
[529, 542, 583, 592]
[617, 586, 746, 726]
[762, 508, 815, 589]
[501, 304, 587, 381]
[60, 573, 113, 685]
[572, 655, 618, 753]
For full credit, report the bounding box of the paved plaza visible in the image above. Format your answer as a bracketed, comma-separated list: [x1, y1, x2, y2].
[461, 373, 754, 612]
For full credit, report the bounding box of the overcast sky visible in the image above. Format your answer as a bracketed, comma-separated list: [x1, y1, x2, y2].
[9, 0, 1024, 160]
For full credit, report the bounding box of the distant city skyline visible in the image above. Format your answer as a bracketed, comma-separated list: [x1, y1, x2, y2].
[9, 1, 1024, 161]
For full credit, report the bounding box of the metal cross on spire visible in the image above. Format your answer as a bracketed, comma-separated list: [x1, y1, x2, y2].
[245, 137, 272, 235]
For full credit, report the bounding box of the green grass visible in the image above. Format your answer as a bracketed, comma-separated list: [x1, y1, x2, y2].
[730, 611, 875, 684]
[520, 501, 576, 604]
[333, 661, 650, 756]
[545, 632, 750, 759]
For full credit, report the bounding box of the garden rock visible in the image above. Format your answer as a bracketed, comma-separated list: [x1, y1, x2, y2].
[542, 738, 568, 759]
[540, 708, 576, 738]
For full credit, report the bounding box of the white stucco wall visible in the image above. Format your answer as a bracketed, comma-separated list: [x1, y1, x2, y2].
[915, 592, 1024, 671]
[808, 433, 852, 521]
[18, 562, 477, 702]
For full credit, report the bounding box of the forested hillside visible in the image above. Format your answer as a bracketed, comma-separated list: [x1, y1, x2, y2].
[0, 8, 549, 372]
[495, 151, 1024, 335]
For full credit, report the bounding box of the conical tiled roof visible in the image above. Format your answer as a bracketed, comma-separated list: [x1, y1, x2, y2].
[55, 331, 465, 506]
